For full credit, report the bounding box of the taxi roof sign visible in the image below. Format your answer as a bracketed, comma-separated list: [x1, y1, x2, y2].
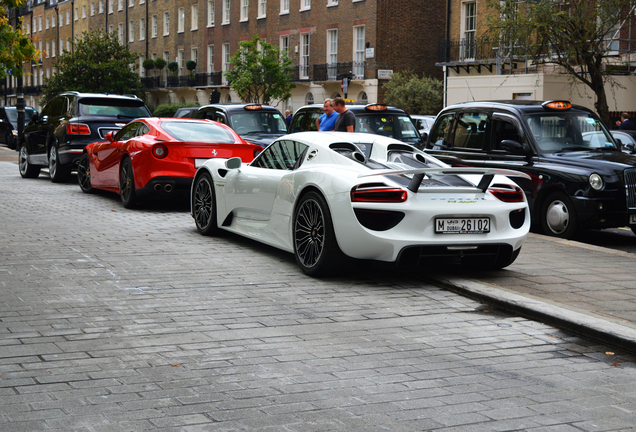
[244, 104, 263, 110]
[365, 104, 388, 111]
[542, 101, 572, 110]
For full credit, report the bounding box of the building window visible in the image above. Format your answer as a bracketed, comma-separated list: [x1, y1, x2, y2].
[191, 5, 198, 30]
[129, 0, 133, 7]
[222, 43, 230, 84]
[118, 23, 124, 43]
[139, 54, 145, 77]
[108, 0, 113, 13]
[178, 7, 185, 33]
[46, 16, 49, 29]
[26, 22, 30, 34]
[207, 44, 214, 72]
[240, 0, 248, 21]
[280, 0, 288, 14]
[140, 0, 144, 4]
[67, 38, 71, 51]
[358, 91, 368, 104]
[223, 0, 230, 24]
[462, 1, 476, 60]
[60, 37, 64, 53]
[140, 18, 145, 41]
[52, 40, 56, 57]
[38, 15, 42, 30]
[207, 0, 215, 26]
[45, 41, 49, 58]
[300, 0, 310, 11]
[51, 15, 55, 27]
[163, 11, 170, 35]
[327, 29, 337, 79]
[118, 0, 123, 11]
[82, 5, 87, 18]
[178, 49, 184, 74]
[151, 15, 157, 38]
[191, 48, 198, 68]
[305, 92, 314, 105]
[66, 10, 70, 24]
[129, 20, 134, 42]
[327, 0, 337, 5]
[90, 3, 95, 16]
[300, 33, 309, 79]
[280, 35, 289, 58]
[109, 24, 113, 33]
[99, 0, 104, 13]
[32, 17, 36, 33]
[164, 51, 170, 67]
[58, 15, 62, 28]
[353, 25, 365, 78]
[258, 0, 266, 18]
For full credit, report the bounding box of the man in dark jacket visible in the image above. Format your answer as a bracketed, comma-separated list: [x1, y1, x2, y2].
[333, 97, 355, 132]
[616, 112, 635, 130]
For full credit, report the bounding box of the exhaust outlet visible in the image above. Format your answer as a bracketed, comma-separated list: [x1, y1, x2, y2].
[164, 184, 173, 193]
[154, 184, 163, 192]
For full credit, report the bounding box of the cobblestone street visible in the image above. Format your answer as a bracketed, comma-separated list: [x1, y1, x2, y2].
[1, 157, 636, 431]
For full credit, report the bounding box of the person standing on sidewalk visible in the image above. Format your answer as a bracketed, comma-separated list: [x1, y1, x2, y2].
[333, 97, 355, 132]
[316, 99, 339, 131]
[616, 112, 635, 130]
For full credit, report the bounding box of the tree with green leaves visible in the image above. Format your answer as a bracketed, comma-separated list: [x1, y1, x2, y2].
[383, 71, 443, 115]
[225, 35, 295, 106]
[0, 0, 38, 79]
[485, 0, 634, 127]
[41, 30, 143, 105]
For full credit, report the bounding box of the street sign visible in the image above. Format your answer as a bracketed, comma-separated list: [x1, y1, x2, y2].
[341, 78, 348, 95]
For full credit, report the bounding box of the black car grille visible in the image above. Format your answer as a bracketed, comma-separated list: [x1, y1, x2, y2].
[625, 168, 636, 210]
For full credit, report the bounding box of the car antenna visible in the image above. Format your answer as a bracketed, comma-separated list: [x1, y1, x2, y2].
[466, 80, 475, 101]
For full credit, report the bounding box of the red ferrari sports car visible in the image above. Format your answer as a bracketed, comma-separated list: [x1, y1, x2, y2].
[77, 117, 262, 208]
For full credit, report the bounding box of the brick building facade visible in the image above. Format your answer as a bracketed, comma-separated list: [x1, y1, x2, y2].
[6, 0, 445, 114]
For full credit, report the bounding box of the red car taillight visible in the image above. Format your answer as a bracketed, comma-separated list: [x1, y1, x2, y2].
[152, 143, 169, 159]
[66, 123, 91, 135]
[253, 147, 263, 158]
[351, 185, 408, 203]
[488, 185, 525, 203]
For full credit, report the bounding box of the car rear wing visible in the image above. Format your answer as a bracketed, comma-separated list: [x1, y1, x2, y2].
[358, 167, 531, 193]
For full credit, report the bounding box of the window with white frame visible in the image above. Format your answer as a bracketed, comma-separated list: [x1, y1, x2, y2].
[191, 5, 198, 30]
[51, 15, 56, 27]
[461, 1, 476, 59]
[129, 0, 133, 7]
[26, 22, 30, 34]
[82, 5, 86, 18]
[178, 7, 185, 32]
[300, 0, 310, 11]
[118, 22, 124, 42]
[45, 41, 49, 58]
[327, 0, 337, 6]
[240, 0, 248, 21]
[151, 15, 157, 38]
[140, 18, 145, 40]
[223, 0, 230, 24]
[191, 48, 198, 68]
[46, 16, 49, 29]
[90, 3, 95, 15]
[32, 17, 36, 32]
[207, 44, 214, 72]
[139, 54, 145, 76]
[280, 0, 288, 14]
[178, 49, 184, 73]
[207, 0, 215, 26]
[118, 0, 123, 11]
[222, 43, 230, 83]
[353, 25, 365, 78]
[129, 20, 134, 41]
[59, 15, 62, 27]
[280, 35, 289, 58]
[108, 24, 113, 33]
[163, 11, 170, 35]
[67, 38, 71, 51]
[39, 15, 42, 30]
[108, 0, 113, 13]
[300, 33, 309, 79]
[46, 68, 50, 79]
[164, 51, 170, 67]
[66, 10, 70, 24]
[52, 40, 56, 57]
[258, 0, 266, 18]
[140, 0, 144, 4]
[60, 37, 64, 53]
[38, 40, 42, 61]
[99, 0, 104, 13]
[327, 29, 337, 79]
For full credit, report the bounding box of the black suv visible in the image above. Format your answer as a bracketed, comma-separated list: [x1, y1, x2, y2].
[289, 103, 424, 147]
[19, 92, 152, 182]
[425, 100, 636, 238]
[196, 104, 287, 148]
[0, 106, 38, 150]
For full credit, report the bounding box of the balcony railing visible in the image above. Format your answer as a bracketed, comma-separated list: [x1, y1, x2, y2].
[437, 38, 498, 64]
[140, 72, 224, 90]
[313, 62, 363, 82]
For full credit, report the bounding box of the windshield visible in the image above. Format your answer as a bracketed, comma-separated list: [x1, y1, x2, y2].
[229, 111, 288, 135]
[355, 114, 421, 143]
[79, 98, 150, 118]
[161, 121, 239, 143]
[525, 112, 618, 153]
[5, 108, 35, 124]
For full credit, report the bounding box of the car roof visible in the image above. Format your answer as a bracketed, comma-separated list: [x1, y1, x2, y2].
[295, 103, 409, 115]
[441, 100, 595, 116]
[198, 103, 281, 112]
[59, 91, 143, 101]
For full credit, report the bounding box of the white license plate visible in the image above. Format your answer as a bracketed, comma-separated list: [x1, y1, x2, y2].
[435, 217, 490, 234]
[630, 214, 636, 224]
[195, 158, 211, 168]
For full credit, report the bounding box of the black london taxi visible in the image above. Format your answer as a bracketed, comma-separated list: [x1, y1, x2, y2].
[424, 100, 636, 239]
[196, 104, 287, 148]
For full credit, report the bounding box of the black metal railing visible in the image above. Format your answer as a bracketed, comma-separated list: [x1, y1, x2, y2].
[140, 72, 224, 90]
[437, 38, 498, 63]
[313, 61, 355, 82]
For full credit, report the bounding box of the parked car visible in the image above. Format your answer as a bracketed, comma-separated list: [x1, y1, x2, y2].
[77, 118, 262, 208]
[410, 114, 437, 142]
[190, 132, 530, 276]
[173, 107, 199, 118]
[611, 130, 636, 154]
[19, 92, 152, 182]
[424, 100, 636, 238]
[196, 104, 287, 148]
[288, 103, 425, 148]
[0, 106, 38, 150]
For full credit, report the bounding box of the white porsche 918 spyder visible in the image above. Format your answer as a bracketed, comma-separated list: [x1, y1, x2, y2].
[191, 132, 531, 276]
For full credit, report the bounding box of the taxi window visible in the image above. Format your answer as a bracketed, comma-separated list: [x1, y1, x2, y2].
[429, 114, 454, 147]
[453, 112, 488, 150]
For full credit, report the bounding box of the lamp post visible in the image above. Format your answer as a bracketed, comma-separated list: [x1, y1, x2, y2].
[16, 76, 25, 149]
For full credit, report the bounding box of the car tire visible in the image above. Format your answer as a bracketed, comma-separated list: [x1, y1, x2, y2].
[48, 145, 70, 183]
[192, 172, 221, 235]
[77, 153, 94, 193]
[540, 191, 578, 239]
[18, 144, 40, 178]
[293, 191, 346, 276]
[120, 157, 138, 209]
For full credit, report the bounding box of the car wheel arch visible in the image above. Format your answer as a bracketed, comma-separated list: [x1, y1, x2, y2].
[531, 184, 569, 224]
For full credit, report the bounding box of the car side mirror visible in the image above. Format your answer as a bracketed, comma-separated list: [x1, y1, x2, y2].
[420, 132, 428, 143]
[105, 131, 116, 142]
[225, 157, 242, 169]
[501, 139, 529, 155]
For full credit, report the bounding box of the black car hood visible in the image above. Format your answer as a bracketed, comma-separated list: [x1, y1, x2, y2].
[240, 132, 286, 147]
[541, 150, 636, 172]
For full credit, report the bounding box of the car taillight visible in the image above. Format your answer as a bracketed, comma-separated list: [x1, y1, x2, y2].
[253, 147, 263, 158]
[66, 123, 91, 135]
[351, 185, 408, 203]
[488, 185, 525, 203]
[152, 144, 168, 159]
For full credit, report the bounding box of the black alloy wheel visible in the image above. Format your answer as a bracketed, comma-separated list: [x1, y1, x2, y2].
[77, 153, 93, 193]
[48, 144, 69, 183]
[120, 157, 138, 208]
[540, 191, 578, 239]
[293, 191, 345, 276]
[18, 144, 40, 178]
[192, 172, 220, 235]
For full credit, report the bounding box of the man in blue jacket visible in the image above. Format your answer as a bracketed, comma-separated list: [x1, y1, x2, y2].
[316, 99, 338, 131]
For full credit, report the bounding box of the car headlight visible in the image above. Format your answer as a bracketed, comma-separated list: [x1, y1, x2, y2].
[589, 173, 604, 190]
[12, 130, 18, 136]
